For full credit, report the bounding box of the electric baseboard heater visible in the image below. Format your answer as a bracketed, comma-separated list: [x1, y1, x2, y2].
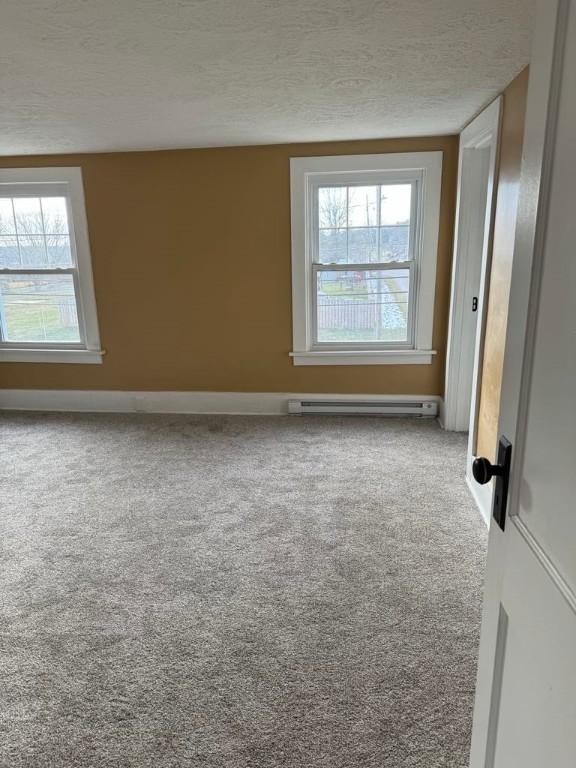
[287, 399, 438, 417]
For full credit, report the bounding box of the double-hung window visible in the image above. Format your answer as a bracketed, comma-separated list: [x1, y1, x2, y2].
[290, 152, 442, 365]
[0, 167, 102, 363]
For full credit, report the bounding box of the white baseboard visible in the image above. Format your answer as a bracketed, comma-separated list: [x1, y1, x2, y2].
[466, 472, 493, 527]
[0, 390, 442, 416]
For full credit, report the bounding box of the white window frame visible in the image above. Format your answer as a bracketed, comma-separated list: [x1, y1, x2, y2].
[289, 152, 443, 365]
[0, 167, 103, 364]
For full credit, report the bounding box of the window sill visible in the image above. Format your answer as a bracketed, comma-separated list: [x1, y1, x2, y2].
[0, 348, 105, 364]
[290, 349, 436, 366]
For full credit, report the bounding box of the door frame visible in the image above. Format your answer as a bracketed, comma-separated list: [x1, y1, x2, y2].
[443, 99, 501, 436]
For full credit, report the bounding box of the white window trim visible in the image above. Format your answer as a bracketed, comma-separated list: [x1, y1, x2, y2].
[0, 167, 103, 364]
[289, 151, 443, 365]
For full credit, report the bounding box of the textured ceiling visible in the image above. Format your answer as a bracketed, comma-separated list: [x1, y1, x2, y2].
[0, 0, 535, 156]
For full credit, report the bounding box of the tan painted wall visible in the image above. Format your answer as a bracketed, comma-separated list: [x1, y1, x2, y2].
[476, 68, 529, 460]
[0, 136, 458, 393]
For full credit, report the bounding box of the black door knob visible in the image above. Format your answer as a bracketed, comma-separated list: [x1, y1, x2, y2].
[472, 456, 504, 485]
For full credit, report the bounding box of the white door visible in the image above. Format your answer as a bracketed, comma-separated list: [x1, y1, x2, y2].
[469, 1, 576, 766]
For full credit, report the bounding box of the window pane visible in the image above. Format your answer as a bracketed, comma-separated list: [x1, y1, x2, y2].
[380, 184, 412, 225]
[318, 228, 347, 264]
[0, 235, 73, 268]
[380, 225, 410, 262]
[13, 197, 44, 235]
[41, 197, 69, 235]
[349, 227, 379, 263]
[0, 199, 16, 234]
[318, 187, 347, 229]
[348, 186, 378, 227]
[0, 236, 20, 267]
[18, 235, 47, 267]
[316, 268, 410, 343]
[0, 196, 73, 268]
[0, 274, 80, 343]
[46, 235, 72, 267]
[317, 183, 413, 267]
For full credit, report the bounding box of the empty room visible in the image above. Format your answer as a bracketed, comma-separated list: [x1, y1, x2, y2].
[2, 1, 575, 766]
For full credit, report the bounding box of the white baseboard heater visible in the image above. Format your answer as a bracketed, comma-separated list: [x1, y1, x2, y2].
[287, 399, 438, 417]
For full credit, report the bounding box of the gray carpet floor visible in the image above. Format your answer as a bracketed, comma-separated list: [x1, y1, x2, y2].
[0, 413, 487, 768]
